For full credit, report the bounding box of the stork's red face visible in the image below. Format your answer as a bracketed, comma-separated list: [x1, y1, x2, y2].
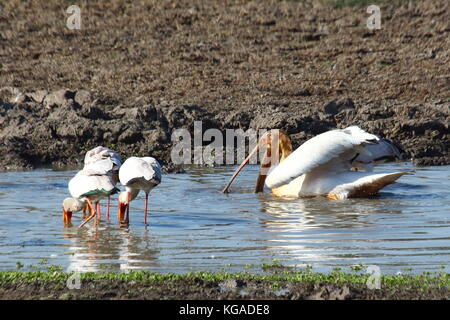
[62, 207, 73, 226]
[117, 200, 128, 222]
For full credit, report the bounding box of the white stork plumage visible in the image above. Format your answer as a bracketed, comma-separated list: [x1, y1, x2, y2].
[117, 156, 162, 224]
[62, 168, 119, 227]
[83, 146, 122, 219]
[62, 197, 86, 226]
[84, 146, 122, 171]
[223, 126, 407, 200]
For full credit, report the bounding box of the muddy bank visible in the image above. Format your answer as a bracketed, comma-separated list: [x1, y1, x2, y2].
[1, 268, 450, 300]
[0, 0, 449, 169]
[0, 87, 448, 170]
[1, 277, 449, 300]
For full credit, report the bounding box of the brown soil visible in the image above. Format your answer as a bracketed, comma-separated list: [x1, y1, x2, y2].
[0, 278, 448, 300]
[0, 0, 449, 169]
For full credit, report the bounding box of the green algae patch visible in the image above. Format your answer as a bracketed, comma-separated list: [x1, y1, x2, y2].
[1, 270, 449, 289]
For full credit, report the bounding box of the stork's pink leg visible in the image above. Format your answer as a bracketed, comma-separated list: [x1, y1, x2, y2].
[125, 191, 130, 224]
[144, 192, 149, 225]
[95, 201, 100, 226]
[106, 197, 110, 220]
[82, 204, 87, 220]
[79, 198, 97, 228]
[96, 202, 101, 220]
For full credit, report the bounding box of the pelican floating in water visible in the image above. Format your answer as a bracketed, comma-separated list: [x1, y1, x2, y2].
[117, 156, 162, 225]
[223, 126, 407, 199]
[83, 146, 122, 219]
[63, 168, 119, 227]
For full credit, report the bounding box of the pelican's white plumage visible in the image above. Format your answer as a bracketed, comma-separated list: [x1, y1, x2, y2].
[264, 127, 407, 199]
[353, 138, 402, 168]
[265, 126, 379, 189]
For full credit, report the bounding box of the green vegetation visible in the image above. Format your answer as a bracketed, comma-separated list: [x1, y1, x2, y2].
[349, 264, 365, 272]
[261, 259, 286, 271]
[0, 270, 448, 290]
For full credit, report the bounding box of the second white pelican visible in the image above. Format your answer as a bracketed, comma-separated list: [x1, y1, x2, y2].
[223, 126, 407, 199]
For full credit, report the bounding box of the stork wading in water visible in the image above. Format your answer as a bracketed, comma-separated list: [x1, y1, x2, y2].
[117, 157, 162, 225]
[222, 126, 407, 199]
[83, 146, 122, 219]
[62, 168, 119, 227]
[62, 197, 86, 226]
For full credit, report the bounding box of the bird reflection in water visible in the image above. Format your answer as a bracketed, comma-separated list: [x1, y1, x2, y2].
[62, 226, 159, 273]
[254, 193, 404, 269]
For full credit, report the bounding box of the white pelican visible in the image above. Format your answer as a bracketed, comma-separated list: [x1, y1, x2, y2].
[117, 157, 162, 224]
[63, 168, 119, 227]
[83, 146, 122, 219]
[222, 126, 407, 199]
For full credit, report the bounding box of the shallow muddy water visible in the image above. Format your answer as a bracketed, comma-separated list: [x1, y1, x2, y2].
[0, 163, 449, 274]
